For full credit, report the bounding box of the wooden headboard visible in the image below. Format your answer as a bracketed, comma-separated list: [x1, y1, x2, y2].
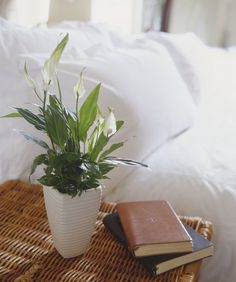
[160, 0, 173, 32]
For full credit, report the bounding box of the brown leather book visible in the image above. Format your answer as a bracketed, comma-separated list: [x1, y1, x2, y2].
[116, 200, 192, 257]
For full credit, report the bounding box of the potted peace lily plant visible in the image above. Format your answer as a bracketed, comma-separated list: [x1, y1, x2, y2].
[2, 34, 147, 258]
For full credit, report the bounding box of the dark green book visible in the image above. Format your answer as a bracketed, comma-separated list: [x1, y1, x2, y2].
[103, 213, 213, 276]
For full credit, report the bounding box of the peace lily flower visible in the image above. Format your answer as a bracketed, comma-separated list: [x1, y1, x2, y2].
[95, 110, 105, 140]
[24, 63, 36, 89]
[24, 63, 43, 102]
[74, 71, 86, 98]
[88, 111, 105, 152]
[42, 34, 69, 86]
[104, 109, 117, 137]
[96, 107, 105, 125]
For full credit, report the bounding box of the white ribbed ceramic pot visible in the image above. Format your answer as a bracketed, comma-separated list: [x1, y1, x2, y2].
[43, 186, 102, 258]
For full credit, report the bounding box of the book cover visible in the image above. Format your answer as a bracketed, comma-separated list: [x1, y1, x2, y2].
[103, 213, 213, 276]
[116, 200, 192, 257]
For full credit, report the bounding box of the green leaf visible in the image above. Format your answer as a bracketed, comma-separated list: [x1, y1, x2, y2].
[49, 94, 61, 109]
[89, 119, 124, 161]
[87, 120, 105, 153]
[44, 105, 68, 149]
[99, 142, 124, 160]
[64, 109, 78, 151]
[116, 120, 124, 131]
[14, 129, 49, 149]
[56, 76, 62, 102]
[30, 154, 48, 176]
[47, 151, 82, 180]
[104, 157, 148, 168]
[81, 162, 101, 176]
[15, 108, 45, 131]
[79, 83, 101, 143]
[90, 132, 109, 161]
[38, 175, 61, 186]
[62, 110, 78, 152]
[102, 175, 110, 180]
[1, 112, 22, 118]
[87, 127, 98, 153]
[59, 152, 80, 163]
[98, 162, 116, 175]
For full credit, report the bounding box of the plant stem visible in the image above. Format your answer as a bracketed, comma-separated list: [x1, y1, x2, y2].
[43, 89, 47, 112]
[50, 138, 56, 152]
[56, 76, 62, 103]
[76, 94, 79, 122]
[43, 88, 56, 152]
[33, 88, 43, 103]
[76, 94, 80, 153]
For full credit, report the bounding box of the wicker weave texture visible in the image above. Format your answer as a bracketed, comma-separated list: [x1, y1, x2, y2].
[0, 180, 213, 282]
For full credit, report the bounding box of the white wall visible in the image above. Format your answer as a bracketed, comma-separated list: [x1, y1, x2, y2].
[49, 0, 143, 33]
[91, 0, 143, 33]
[1, 0, 143, 33]
[0, 0, 50, 26]
[49, 0, 91, 23]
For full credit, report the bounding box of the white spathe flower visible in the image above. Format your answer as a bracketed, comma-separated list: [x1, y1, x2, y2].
[24, 63, 36, 89]
[74, 71, 86, 98]
[96, 108, 105, 125]
[104, 109, 117, 137]
[42, 58, 55, 86]
[42, 34, 69, 86]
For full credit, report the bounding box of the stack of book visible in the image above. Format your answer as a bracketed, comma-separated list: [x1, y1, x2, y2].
[103, 200, 213, 276]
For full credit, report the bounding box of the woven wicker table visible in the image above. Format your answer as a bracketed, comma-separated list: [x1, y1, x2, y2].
[0, 180, 213, 282]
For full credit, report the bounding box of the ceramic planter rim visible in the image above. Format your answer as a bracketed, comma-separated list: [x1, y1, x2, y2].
[43, 185, 102, 199]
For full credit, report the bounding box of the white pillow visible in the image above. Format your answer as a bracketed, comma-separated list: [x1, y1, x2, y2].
[147, 31, 236, 114]
[0, 18, 116, 71]
[50, 20, 134, 49]
[0, 18, 119, 111]
[0, 18, 117, 103]
[0, 17, 117, 98]
[145, 32, 205, 104]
